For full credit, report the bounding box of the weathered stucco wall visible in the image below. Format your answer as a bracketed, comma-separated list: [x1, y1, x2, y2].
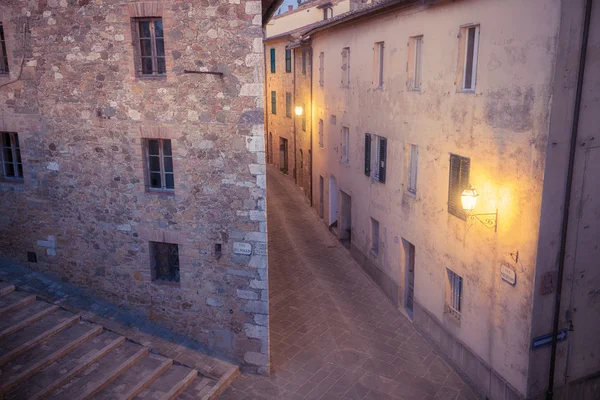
[309, 0, 561, 396]
[265, 0, 351, 38]
[294, 46, 313, 202]
[0, 0, 269, 373]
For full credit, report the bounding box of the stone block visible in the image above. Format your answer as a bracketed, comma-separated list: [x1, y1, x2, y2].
[244, 351, 269, 366]
[206, 297, 224, 307]
[244, 323, 267, 339]
[241, 301, 268, 315]
[236, 289, 258, 300]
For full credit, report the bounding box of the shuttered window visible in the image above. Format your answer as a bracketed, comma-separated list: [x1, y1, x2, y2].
[364, 134, 386, 183]
[341, 47, 350, 87]
[448, 154, 470, 219]
[271, 91, 276, 115]
[285, 92, 292, 118]
[378, 137, 387, 183]
[319, 52, 324, 87]
[318, 119, 324, 148]
[302, 51, 306, 76]
[408, 144, 418, 194]
[302, 103, 306, 131]
[285, 49, 292, 73]
[364, 134, 371, 176]
[270, 48, 276, 73]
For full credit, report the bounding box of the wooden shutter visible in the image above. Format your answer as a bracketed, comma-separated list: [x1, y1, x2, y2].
[271, 91, 276, 114]
[364, 134, 371, 176]
[285, 49, 291, 72]
[270, 48, 276, 73]
[448, 154, 469, 219]
[378, 137, 387, 183]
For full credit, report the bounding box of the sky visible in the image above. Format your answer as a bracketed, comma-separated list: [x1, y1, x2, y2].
[276, 0, 299, 13]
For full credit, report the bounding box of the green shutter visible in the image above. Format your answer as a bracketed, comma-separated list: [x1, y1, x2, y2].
[270, 48, 276, 73]
[448, 154, 469, 219]
[285, 49, 292, 73]
[364, 134, 371, 176]
[271, 91, 276, 114]
[378, 137, 387, 183]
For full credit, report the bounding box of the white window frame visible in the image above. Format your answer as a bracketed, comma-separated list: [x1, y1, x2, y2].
[462, 25, 480, 91]
[412, 36, 423, 91]
[145, 138, 174, 192]
[318, 119, 324, 148]
[375, 42, 384, 88]
[447, 269, 462, 319]
[1, 132, 23, 181]
[342, 47, 350, 88]
[408, 144, 418, 194]
[342, 127, 349, 164]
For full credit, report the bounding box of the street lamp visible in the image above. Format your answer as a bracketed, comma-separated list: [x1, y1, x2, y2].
[461, 185, 498, 232]
[295, 106, 303, 116]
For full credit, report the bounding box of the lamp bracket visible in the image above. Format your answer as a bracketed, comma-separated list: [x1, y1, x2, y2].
[466, 209, 498, 232]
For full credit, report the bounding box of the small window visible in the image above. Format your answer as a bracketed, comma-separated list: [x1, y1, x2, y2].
[408, 144, 418, 194]
[342, 127, 349, 164]
[318, 119, 324, 148]
[341, 47, 350, 87]
[1, 132, 23, 181]
[409, 36, 423, 91]
[319, 52, 324, 87]
[302, 50, 307, 76]
[0, 23, 8, 74]
[285, 92, 292, 118]
[461, 25, 480, 91]
[448, 154, 470, 219]
[374, 42, 384, 88]
[151, 242, 180, 283]
[145, 138, 174, 191]
[271, 91, 277, 115]
[301, 103, 307, 131]
[270, 48, 276, 73]
[135, 18, 166, 76]
[446, 269, 462, 320]
[364, 134, 386, 183]
[371, 218, 380, 255]
[285, 49, 292, 73]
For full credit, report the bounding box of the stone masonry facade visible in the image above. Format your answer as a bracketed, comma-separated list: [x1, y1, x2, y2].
[0, 0, 271, 373]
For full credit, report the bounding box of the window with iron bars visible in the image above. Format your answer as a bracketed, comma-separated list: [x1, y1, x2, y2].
[446, 268, 462, 320]
[1, 132, 23, 181]
[0, 23, 9, 75]
[135, 18, 166, 76]
[150, 242, 180, 283]
[144, 138, 174, 191]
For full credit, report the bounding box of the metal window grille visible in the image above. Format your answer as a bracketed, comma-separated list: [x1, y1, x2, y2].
[285, 49, 292, 73]
[447, 269, 462, 319]
[136, 18, 166, 76]
[408, 144, 418, 194]
[271, 91, 277, 115]
[1, 132, 23, 180]
[285, 92, 292, 118]
[448, 154, 470, 219]
[150, 242, 180, 282]
[462, 26, 480, 90]
[0, 23, 9, 74]
[145, 138, 174, 191]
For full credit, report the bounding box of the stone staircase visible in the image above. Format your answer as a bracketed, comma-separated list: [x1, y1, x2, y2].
[0, 281, 238, 400]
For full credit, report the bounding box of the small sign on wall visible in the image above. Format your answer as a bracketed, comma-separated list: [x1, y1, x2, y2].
[501, 264, 516, 286]
[233, 242, 252, 256]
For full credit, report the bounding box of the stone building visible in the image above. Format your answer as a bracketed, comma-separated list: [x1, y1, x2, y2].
[263, 0, 600, 398]
[0, 0, 283, 374]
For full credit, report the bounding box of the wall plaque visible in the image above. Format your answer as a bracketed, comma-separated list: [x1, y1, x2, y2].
[233, 242, 252, 255]
[500, 264, 516, 286]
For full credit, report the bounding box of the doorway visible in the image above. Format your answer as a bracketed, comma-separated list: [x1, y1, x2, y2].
[279, 138, 288, 174]
[340, 191, 352, 248]
[319, 176, 324, 218]
[329, 176, 338, 228]
[402, 239, 415, 318]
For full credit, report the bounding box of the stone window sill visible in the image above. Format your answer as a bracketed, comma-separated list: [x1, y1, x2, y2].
[152, 279, 180, 288]
[0, 178, 24, 184]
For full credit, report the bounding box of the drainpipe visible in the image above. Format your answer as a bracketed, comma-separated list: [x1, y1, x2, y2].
[309, 47, 314, 207]
[546, 1, 592, 399]
[293, 46, 298, 184]
[264, 42, 270, 164]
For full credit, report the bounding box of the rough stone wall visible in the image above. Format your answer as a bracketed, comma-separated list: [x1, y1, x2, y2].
[0, 0, 269, 373]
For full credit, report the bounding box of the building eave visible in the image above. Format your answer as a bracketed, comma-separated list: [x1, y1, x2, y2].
[263, 0, 285, 25]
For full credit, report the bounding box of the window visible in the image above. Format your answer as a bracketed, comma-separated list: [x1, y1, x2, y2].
[371, 218, 379, 255]
[145, 139, 174, 191]
[322, 7, 332, 20]
[270, 48, 276, 73]
[448, 154, 470, 219]
[408, 144, 418, 194]
[285, 49, 292, 73]
[151, 242, 180, 283]
[302, 50, 307, 76]
[271, 91, 277, 115]
[461, 25, 480, 91]
[301, 103, 306, 131]
[342, 127, 349, 164]
[0, 23, 8, 74]
[318, 119, 324, 148]
[409, 36, 423, 91]
[374, 42, 384, 88]
[319, 52, 324, 87]
[446, 269, 462, 320]
[285, 92, 292, 118]
[136, 18, 165, 76]
[364, 134, 387, 183]
[1, 132, 23, 181]
[341, 47, 350, 87]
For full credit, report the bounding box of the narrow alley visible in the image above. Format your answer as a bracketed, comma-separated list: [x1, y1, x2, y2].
[219, 166, 478, 400]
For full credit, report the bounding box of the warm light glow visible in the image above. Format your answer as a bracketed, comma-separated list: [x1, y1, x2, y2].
[461, 187, 479, 211]
[295, 106, 303, 116]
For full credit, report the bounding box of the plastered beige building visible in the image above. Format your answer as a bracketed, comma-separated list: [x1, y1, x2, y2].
[263, 0, 600, 398]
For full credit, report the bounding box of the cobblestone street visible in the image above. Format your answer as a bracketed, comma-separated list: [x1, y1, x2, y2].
[219, 166, 478, 400]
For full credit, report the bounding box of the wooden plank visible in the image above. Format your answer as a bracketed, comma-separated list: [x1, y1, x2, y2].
[31, 336, 126, 400]
[0, 325, 103, 393]
[123, 357, 173, 400]
[0, 314, 80, 367]
[162, 369, 198, 400]
[0, 295, 36, 317]
[0, 305, 60, 340]
[201, 366, 239, 400]
[0, 284, 15, 296]
[73, 347, 149, 400]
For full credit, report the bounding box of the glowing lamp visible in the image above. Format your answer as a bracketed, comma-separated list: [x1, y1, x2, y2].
[295, 106, 303, 116]
[461, 187, 479, 211]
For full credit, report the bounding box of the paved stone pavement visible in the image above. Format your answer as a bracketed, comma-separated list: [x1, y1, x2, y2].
[219, 166, 479, 400]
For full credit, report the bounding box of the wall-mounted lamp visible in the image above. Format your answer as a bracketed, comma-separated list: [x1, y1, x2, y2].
[461, 186, 498, 232]
[295, 106, 303, 116]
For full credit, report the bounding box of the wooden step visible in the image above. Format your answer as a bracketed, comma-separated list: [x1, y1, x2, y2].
[9, 331, 126, 400]
[0, 322, 102, 393]
[175, 376, 217, 400]
[0, 282, 15, 296]
[92, 353, 173, 400]
[0, 293, 36, 317]
[0, 304, 59, 340]
[134, 364, 198, 400]
[0, 299, 50, 332]
[48, 341, 148, 400]
[0, 313, 80, 367]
